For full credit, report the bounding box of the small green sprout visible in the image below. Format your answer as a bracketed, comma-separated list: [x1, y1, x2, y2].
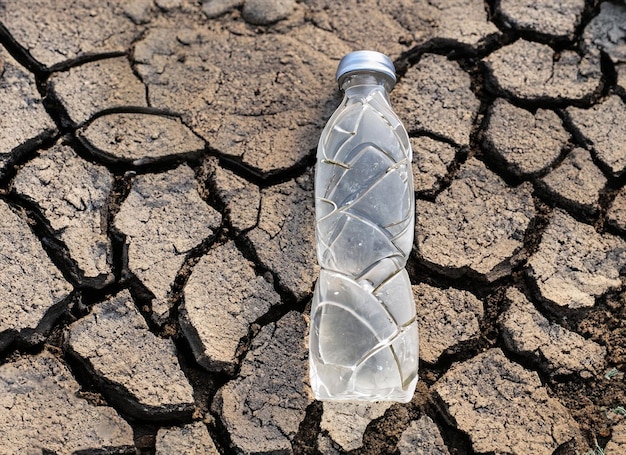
[611, 405, 626, 416]
[583, 439, 605, 455]
[605, 368, 621, 380]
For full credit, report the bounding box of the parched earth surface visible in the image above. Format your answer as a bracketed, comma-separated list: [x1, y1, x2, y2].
[0, 1, 625, 454]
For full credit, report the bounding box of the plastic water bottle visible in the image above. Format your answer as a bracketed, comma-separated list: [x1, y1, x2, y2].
[309, 51, 418, 402]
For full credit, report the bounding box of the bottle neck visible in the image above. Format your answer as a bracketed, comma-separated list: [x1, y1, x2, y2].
[340, 72, 394, 100]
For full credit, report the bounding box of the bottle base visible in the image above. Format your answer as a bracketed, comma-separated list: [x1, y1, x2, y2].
[310, 382, 417, 403]
[310, 360, 419, 403]
[309, 269, 419, 404]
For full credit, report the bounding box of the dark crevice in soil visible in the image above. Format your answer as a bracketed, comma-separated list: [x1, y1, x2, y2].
[207, 389, 238, 455]
[234, 230, 305, 304]
[191, 159, 230, 222]
[105, 152, 227, 333]
[59, 347, 159, 454]
[484, 79, 606, 111]
[417, 362, 448, 388]
[76, 108, 209, 170]
[196, 156, 312, 369]
[602, 173, 626, 235]
[0, 129, 60, 189]
[37, 56, 154, 146]
[553, 438, 587, 455]
[0, 340, 25, 366]
[496, 331, 560, 388]
[413, 145, 471, 202]
[105, 172, 134, 284]
[101, 167, 223, 339]
[577, 0, 603, 37]
[0, 290, 78, 362]
[2, 192, 85, 289]
[551, 372, 626, 447]
[73, 138, 207, 188]
[475, 148, 529, 189]
[81, 105, 184, 127]
[196, 158, 232, 223]
[171, 331, 230, 423]
[200, 416, 232, 455]
[127, 420, 159, 453]
[214, 147, 316, 189]
[0, 340, 55, 367]
[407, 129, 461, 149]
[223, 231, 312, 378]
[418, 145, 470, 203]
[64, 133, 129, 174]
[428, 393, 476, 455]
[37, 74, 76, 132]
[65, 341, 195, 423]
[394, 34, 507, 80]
[160, 230, 223, 329]
[46, 51, 128, 74]
[26, 292, 76, 345]
[352, 403, 413, 455]
[415, 59, 498, 203]
[71, 285, 124, 325]
[575, 287, 626, 357]
[533, 139, 577, 178]
[599, 51, 619, 93]
[412, 251, 516, 296]
[124, 275, 173, 338]
[617, 81, 626, 101]
[0, 21, 45, 75]
[560, 107, 625, 184]
[456, 54, 493, 101]
[233, 291, 311, 380]
[420, 340, 485, 387]
[490, 19, 577, 49]
[477, 286, 508, 347]
[128, 27, 152, 104]
[410, 249, 508, 302]
[517, 195, 553, 264]
[292, 400, 323, 455]
[191, 163, 313, 377]
[415, 290, 507, 387]
[532, 186, 612, 235]
[522, 268, 587, 327]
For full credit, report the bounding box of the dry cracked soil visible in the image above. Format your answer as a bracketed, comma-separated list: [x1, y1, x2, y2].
[0, 0, 626, 454]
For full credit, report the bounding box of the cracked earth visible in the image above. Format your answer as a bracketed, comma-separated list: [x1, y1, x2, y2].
[0, 0, 625, 454]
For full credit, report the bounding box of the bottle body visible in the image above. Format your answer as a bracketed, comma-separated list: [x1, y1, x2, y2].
[310, 71, 418, 402]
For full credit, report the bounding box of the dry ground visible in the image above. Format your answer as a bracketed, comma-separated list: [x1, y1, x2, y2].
[1, 0, 626, 454]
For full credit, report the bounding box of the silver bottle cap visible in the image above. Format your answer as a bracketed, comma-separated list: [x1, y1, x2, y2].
[336, 50, 396, 87]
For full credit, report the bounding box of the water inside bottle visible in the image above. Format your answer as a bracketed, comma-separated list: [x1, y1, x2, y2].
[311, 82, 418, 402]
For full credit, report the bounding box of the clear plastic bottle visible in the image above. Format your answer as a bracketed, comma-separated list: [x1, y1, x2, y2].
[310, 51, 418, 402]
